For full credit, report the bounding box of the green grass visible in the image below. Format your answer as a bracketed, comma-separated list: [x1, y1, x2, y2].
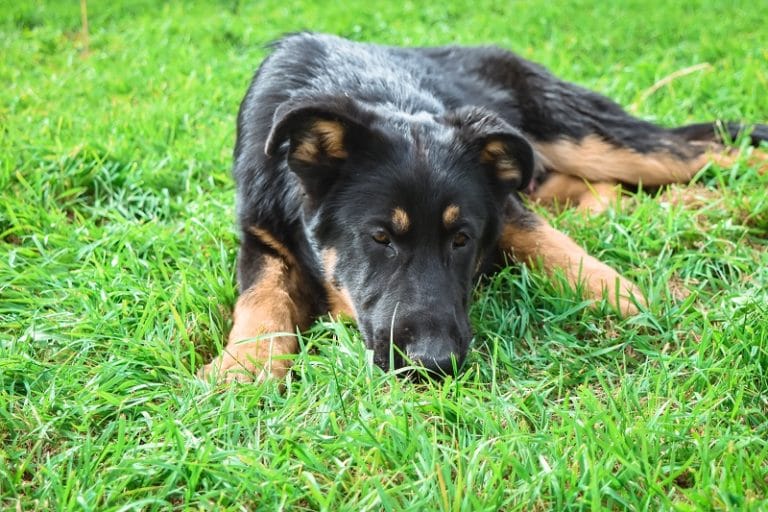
[2, 0, 767, 510]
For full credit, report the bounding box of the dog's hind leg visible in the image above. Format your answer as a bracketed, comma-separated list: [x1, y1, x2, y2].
[533, 126, 767, 189]
[199, 228, 313, 383]
[528, 121, 768, 211]
[499, 213, 644, 316]
[530, 173, 623, 214]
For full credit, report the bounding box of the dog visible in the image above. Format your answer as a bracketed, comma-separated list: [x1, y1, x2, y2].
[200, 33, 767, 383]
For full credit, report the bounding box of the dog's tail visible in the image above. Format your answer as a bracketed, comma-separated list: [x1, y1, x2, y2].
[669, 121, 768, 147]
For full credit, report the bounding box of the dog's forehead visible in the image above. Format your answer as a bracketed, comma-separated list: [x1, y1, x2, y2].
[337, 112, 491, 229]
[369, 105, 442, 128]
[374, 171, 486, 234]
[406, 125, 489, 203]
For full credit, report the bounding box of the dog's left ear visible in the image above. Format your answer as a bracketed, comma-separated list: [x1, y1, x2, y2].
[446, 107, 536, 195]
[265, 97, 376, 202]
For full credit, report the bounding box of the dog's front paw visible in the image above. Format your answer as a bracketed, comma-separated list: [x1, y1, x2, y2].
[583, 263, 645, 317]
[198, 336, 295, 384]
[606, 276, 644, 317]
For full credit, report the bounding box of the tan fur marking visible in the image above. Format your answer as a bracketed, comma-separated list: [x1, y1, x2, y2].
[481, 140, 521, 182]
[531, 174, 622, 214]
[322, 248, 357, 319]
[322, 247, 338, 273]
[292, 139, 320, 164]
[530, 173, 591, 206]
[534, 135, 710, 186]
[248, 226, 298, 268]
[391, 207, 410, 233]
[442, 204, 460, 227]
[200, 252, 311, 383]
[500, 215, 644, 315]
[576, 181, 623, 214]
[326, 285, 357, 320]
[312, 120, 348, 159]
[496, 162, 521, 182]
[291, 119, 348, 164]
[481, 140, 507, 162]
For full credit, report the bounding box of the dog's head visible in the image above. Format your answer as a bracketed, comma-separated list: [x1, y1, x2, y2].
[266, 96, 534, 377]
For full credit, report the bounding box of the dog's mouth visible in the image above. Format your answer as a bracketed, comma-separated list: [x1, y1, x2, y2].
[373, 348, 467, 380]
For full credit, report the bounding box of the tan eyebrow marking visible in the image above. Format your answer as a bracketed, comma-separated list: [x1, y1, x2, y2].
[442, 204, 460, 227]
[391, 207, 410, 233]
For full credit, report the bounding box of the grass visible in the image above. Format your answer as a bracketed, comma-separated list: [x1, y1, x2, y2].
[1, 0, 767, 510]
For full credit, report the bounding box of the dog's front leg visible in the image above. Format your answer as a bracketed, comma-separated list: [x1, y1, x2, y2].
[200, 249, 310, 383]
[500, 214, 644, 316]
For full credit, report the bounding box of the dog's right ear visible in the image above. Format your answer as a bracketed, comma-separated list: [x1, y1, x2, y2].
[265, 97, 375, 202]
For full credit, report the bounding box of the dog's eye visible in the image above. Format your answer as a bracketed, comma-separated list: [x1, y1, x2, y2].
[452, 232, 469, 249]
[372, 230, 391, 245]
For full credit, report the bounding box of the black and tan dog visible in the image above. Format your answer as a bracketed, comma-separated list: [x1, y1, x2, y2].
[201, 33, 767, 383]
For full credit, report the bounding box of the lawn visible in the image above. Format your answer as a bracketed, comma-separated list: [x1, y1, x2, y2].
[1, 0, 767, 510]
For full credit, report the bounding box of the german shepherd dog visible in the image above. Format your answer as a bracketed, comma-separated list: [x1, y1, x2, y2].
[200, 33, 767, 383]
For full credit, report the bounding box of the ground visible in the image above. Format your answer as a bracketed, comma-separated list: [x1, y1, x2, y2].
[1, 1, 767, 510]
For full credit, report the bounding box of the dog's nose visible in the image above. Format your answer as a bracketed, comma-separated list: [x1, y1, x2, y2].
[371, 309, 468, 377]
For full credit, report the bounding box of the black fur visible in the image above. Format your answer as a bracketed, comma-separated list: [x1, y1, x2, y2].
[231, 33, 767, 377]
